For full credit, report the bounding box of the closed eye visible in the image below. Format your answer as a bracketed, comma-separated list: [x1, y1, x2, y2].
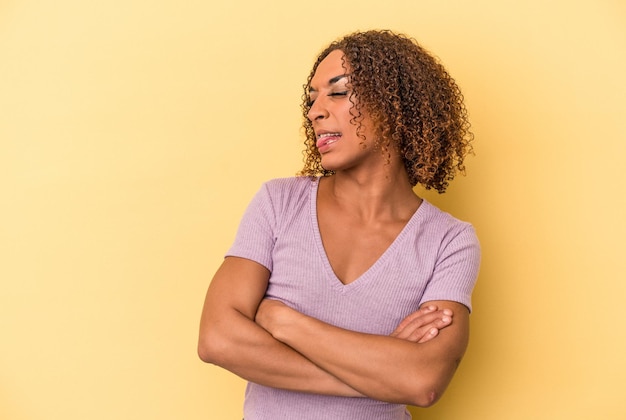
[306, 91, 349, 107]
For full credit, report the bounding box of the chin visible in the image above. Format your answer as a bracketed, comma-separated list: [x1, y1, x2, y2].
[319, 159, 341, 172]
[320, 156, 362, 173]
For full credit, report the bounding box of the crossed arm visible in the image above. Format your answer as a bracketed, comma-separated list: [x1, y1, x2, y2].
[198, 256, 469, 407]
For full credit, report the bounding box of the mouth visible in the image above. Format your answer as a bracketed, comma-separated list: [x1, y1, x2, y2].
[316, 132, 342, 149]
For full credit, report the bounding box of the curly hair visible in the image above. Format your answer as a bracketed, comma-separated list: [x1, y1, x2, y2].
[297, 30, 473, 193]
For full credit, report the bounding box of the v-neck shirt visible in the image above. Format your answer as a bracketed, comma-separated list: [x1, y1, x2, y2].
[226, 176, 480, 420]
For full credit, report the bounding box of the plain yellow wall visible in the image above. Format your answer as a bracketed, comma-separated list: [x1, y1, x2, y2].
[1, 0, 625, 419]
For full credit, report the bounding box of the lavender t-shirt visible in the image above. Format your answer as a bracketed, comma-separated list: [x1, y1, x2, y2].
[227, 177, 480, 420]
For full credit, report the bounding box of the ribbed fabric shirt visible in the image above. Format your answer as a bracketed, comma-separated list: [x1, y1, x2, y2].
[226, 176, 481, 420]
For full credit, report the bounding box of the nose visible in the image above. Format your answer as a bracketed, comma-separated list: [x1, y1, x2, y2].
[307, 97, 329, 122]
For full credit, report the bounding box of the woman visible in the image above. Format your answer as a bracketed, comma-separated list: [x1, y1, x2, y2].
[198, 30, 480, 419]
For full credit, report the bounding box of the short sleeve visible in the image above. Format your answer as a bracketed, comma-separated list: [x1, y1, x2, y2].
[420, 224, 481, 312]
[225, 183, 277, 272]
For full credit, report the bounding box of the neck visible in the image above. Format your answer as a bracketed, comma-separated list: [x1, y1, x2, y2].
[324, 164, 421, 222]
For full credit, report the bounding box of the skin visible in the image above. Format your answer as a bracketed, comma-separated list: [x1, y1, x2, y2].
[198, 49, 469, 407]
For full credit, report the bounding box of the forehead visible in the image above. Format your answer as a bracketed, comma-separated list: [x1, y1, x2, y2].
[310, 49, 349, 87]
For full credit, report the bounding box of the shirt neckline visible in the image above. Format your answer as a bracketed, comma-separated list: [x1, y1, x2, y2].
[309, 176, 427, 292]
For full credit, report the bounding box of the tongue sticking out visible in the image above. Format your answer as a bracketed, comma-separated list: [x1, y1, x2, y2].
[317, 133, 341, 151]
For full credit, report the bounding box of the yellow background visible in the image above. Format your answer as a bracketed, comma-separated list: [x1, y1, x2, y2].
[1, 0, 625, 419]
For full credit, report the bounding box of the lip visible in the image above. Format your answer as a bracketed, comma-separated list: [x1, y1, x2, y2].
[316, 131, 342, 152]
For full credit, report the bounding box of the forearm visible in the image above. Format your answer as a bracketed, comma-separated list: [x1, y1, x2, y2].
[198, 257, 363, 396]
[199, 307, 362, 396]
[261, 302, 468, 406]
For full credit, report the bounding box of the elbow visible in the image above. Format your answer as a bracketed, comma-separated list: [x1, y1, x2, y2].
[403, 367, 454, 407]
[403, 353, 464, 407]
[197, 327, 227, 365]
[408, 387, 441, 408]
[382, 375, 443, 407]
[197, 339, 214, 364]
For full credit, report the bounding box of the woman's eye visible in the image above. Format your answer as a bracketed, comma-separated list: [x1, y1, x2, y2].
[306, 91, 348, 107]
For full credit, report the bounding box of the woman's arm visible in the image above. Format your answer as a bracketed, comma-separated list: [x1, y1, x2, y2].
[256, 298, 469, 407]
[198, 256, 363, 396]
[198, 256, 452, 397]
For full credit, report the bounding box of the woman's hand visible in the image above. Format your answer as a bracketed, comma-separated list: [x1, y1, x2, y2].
[390, 305, 454, 344]
[252, 299, 468, 406]
[256, 299, 454, 345]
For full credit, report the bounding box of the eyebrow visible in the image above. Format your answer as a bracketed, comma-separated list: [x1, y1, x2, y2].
[309, 74, 349, 93]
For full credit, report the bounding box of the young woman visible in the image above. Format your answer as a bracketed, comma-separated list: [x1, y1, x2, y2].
[198, 30, 480, 420]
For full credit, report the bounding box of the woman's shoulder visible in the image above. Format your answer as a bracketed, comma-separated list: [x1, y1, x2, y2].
[255, 176, 318, 212]
[262, 176, 318, 195]
[418, 200, 477, 238]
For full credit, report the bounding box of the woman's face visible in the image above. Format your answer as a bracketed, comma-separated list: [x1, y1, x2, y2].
[307, 49, 378, 173]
